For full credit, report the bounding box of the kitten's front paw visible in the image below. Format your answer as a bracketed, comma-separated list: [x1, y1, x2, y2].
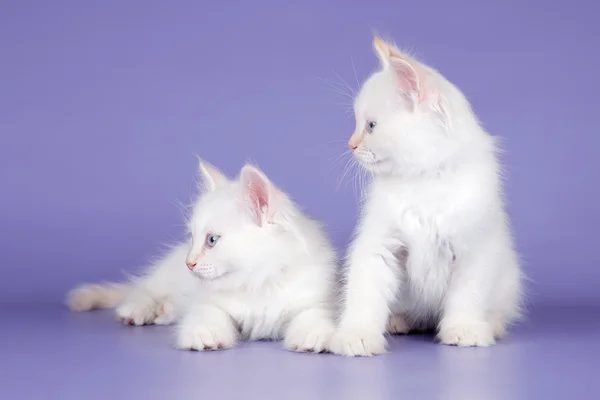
[116, 294, 158, 326]
[284, 321, 334, 353]
[438, 320, 495, 347]
[176, 321, 237, 351]
[328, 327, 387, 357]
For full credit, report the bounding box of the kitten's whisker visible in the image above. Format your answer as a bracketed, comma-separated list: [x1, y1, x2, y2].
[171, 199, 192, 222]
[319, 78, 354, 99]
[322, 77, 354, 93]
[325, 86, 353, 97]
[354, 162, 364, 201]
[328, 151, 352, 173]
[328, 150, 351, 163]
[350, 51, 360, 88]
[352, 162, 360, 199]
[330, 92, 354, 102]
[331, 69, 356, 96]
[328, 89, 353, 99]
[336, 157, 355, 190]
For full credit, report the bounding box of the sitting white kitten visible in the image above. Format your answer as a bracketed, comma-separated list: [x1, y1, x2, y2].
[67, 161, 337, 352]
[329, 37, 523, 356]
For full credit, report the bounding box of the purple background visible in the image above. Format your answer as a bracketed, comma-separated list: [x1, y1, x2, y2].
[1, 0, 599, 307]
[2, 2, 600, 399]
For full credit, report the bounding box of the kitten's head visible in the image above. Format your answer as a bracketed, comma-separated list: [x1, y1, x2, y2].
[349, 36, 474, 176]
[184, 160, 301, 287]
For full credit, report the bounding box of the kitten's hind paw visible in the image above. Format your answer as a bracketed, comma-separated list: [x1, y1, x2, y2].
[153, 302, 178, 325]
[438, 320, 495, 347]
[284, 321, 334, 354]
[387, 314, 410, 335]
[328, 327, 387, 357]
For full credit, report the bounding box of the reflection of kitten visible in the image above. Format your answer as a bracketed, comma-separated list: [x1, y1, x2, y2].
[330, 37, 523, 356]
[68, 161, 336, 352]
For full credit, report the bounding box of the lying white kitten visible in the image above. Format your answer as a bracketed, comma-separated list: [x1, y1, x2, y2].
[68, 161, 337, 352]
[329, 37, 523, 356]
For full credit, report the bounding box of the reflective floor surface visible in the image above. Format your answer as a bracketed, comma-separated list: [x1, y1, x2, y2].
[1, 305, 598, 400]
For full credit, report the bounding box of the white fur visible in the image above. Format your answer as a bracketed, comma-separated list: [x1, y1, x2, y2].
[67, 161, 337, 353]
[329, 37, 523, 356]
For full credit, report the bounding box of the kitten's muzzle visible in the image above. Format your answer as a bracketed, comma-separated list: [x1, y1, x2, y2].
[193, 264, 218, 280]
[348, 132, 362, 150]
[186, 260, 197, 271]
[185, 248, 203, 271]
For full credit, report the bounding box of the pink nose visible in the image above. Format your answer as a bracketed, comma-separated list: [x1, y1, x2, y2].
[348, 143, 357, 151]
[186, 261, 196, 271]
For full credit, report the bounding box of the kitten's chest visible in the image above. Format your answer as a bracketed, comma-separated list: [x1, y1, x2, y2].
[219, 290, 290, 340]
[371, 178, 458, 241]
[372, 180, 455, 302]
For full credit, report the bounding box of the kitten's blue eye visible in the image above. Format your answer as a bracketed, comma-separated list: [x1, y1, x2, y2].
[366, 121, 377, 133]
[205, 234, 220, 248]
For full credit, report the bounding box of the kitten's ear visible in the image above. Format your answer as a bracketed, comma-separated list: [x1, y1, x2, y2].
[373, 35, 393, 68]
[198, 159, 229, 192]
[373, 36, 421, 102]
[389, 57, 420, 99]
[239, 164, 278, 226]
[374, 36, 449, 127]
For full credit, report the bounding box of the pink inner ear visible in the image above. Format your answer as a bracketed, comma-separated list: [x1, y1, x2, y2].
[242, 169, 271, 226]
[389, 57, 422, 102]
[252, 181, 269, 213]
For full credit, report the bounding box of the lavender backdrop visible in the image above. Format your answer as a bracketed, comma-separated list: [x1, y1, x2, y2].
[1, 0, 598, 306]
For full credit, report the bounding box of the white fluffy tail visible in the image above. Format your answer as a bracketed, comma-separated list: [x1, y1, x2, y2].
[66, 282, 131, 311]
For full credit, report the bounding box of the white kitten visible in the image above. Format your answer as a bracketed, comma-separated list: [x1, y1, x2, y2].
[329, 37, 523, 356]
[67, 161, 337, 352]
